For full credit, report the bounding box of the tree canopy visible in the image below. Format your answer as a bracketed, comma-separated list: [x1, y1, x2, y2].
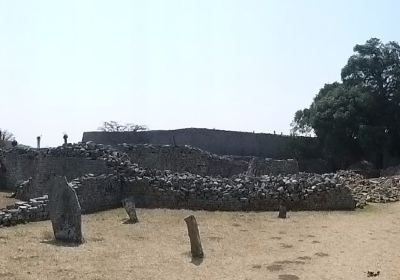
[292, 38, 400, 168]
[98, 121, 148, 132]
[0, 129, 15, 148]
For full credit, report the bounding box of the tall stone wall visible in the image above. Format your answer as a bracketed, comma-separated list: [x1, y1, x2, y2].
[116, 144, 299, 177]
[82, 128, 321, 159]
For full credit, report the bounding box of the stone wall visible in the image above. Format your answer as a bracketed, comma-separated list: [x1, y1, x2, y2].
[0, 142, 360, 229]
[6, 170, 400, 228]
[0, 145, 115, 198]
[124, 171, 356, 211]
[116, 144, 299, 177]
[116, 144, 247, 177]
[0, 195, 49, 226]
[71, 174, 123, 213]
[3, 142, 352, 211]
[245, 157, 299, 177]
[82, 128, 322, 159]
[297, 159, 333, 174]
[0, 170, 356, 228]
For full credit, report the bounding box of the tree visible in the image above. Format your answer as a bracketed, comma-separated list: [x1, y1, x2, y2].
[0, 129, 15, 148]
[292, 83, 371, 168]
[292, 38, 400, 168]
[98, 121, 148, 132]
[342, 38, 400, 157]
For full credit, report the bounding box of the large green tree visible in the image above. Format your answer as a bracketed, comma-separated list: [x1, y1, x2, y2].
[292, 38, 400, 168]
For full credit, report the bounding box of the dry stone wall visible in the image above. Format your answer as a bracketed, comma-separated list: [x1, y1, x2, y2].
[116, 144, 247, 177]
[0, 142, 378, 230]
[7, 167, 400, 229]
[124, 170, 356, 211]
[82, 128, 321, 159]
[5, 142, 400, 229]
[0, 170, 356, 228]
[116, 144, 299, 177]
[0, 195, 49, 226]
[0, 144, 119, 199]
[71, 174, 123, 213]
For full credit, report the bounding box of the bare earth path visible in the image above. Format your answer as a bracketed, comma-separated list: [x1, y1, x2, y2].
[0, 203, 399, 280]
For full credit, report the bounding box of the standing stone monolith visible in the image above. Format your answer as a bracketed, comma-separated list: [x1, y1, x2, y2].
[278, 204, 287, 219]
[184, 215, 204, 258]
[36, 136, 41, 149]
[49, 176, 83, 244]
[63, 134, 68, 145]
[122, 197, 138, 223]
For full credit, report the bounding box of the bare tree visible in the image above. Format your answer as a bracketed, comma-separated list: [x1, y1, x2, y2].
[98, 121, 148, 132]
[0, 129, 15, 147]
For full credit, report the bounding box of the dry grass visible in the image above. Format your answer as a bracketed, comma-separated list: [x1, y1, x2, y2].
[0, 203, 399, 280]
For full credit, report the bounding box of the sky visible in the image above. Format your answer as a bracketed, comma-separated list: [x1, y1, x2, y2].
[1, 0, 399, 147]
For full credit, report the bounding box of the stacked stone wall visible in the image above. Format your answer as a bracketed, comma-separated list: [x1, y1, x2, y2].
[0, 195, 49, 226]
[82, 128, 322, 160]
[0, 145, 115, 198]
[116, 144, 299, 177]
[124, 171, 356, 211]
[71, 174, 123, 213]
[0, 142, 362, 230]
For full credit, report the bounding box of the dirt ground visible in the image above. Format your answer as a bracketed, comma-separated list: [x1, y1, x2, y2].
[0, 203, 399, 280]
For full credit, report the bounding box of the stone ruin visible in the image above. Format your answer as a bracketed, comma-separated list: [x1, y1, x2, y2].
[0, 141, 399, 227]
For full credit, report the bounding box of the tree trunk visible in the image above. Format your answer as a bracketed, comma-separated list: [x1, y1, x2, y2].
[184, 215, 204, 258]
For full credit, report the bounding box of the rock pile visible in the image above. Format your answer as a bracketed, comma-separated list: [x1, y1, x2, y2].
[314, 170, 400, 208]
[347, 177, 400, 208]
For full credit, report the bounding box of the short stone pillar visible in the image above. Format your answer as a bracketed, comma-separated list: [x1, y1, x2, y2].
[122, 197, 138, 223]
[184, 215, 204, 258]
[63, 134, 68, 145]
[49, 176, 83, 244]
[278, 204, 287, 219]
[36, 136, 41, 149]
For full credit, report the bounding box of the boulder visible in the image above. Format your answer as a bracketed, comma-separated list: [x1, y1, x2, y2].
[49, 176, 83, 244]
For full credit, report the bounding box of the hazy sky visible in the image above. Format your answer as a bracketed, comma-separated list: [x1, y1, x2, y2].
[1, 0, 399, 147]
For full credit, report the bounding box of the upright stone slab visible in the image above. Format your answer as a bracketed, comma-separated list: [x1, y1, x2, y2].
[122, 196, 139, 223]
[184, 215, 204, 258]
[278, 204, 287, 219]
[49, 176, 83, 243]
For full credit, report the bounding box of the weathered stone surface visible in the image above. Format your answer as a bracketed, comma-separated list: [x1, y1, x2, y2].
[49, 176, 83, 243]
[116, 144, 299, 178]
[184, 215, 204, 258]
[122, 196, 138, 223]
[278, 204, 287, 219]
